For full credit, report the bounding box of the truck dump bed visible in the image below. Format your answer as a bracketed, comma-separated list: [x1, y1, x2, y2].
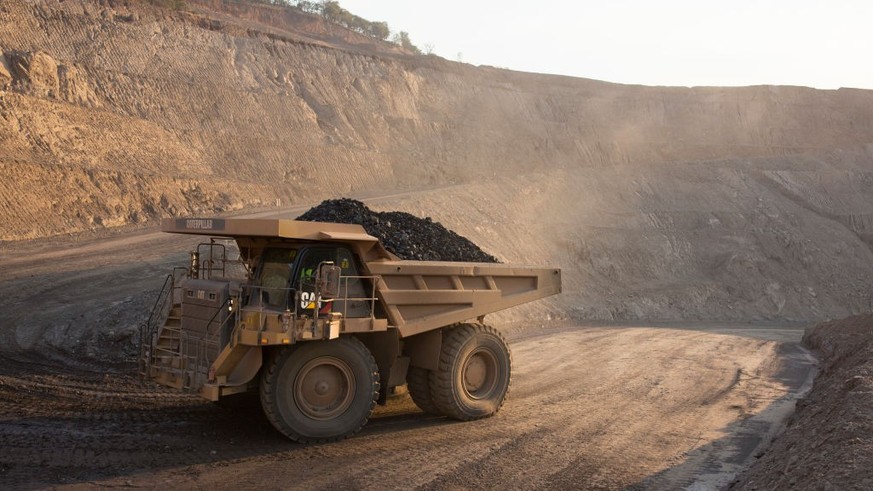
[369, 261, 561, 337]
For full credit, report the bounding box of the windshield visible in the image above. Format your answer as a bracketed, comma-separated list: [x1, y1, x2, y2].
[248, 245, 371, 317]
[254, 248, 298, 309]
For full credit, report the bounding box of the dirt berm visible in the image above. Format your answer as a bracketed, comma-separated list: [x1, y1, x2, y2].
[731, 314, 873, 490]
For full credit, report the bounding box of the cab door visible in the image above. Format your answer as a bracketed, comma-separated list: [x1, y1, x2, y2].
[293, 246, 372, 317]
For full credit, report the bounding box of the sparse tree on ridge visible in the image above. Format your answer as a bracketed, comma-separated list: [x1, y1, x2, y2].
[321, 1, 342, 22]
[393, 31, 421, 54]
[225, 0, 419, 51]
[295, 1, 322, 14]
[369, 21, 390, 40]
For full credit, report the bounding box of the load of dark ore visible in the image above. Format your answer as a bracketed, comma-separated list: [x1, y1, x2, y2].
[296, 198, 499, 263]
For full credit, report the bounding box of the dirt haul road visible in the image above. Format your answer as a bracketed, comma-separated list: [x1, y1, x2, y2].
[0, 325, 814, 490]
[0, 206, 815, 490]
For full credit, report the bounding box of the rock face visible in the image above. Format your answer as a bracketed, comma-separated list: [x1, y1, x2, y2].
[297, 198, 498, 262]
[8, 50, 61, 97]
[1, 0, 873, 322]
[2, 50, 98, 105]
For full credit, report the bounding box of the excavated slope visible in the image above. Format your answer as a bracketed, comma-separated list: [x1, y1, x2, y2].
[1, 0, 873, 321]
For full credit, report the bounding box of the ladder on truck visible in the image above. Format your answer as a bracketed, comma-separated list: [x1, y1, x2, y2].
[138, 241, 236, 391]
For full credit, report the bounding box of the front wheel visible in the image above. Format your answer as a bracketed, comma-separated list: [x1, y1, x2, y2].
[260, 336, 379, 442]
[430, 323, 512, 421]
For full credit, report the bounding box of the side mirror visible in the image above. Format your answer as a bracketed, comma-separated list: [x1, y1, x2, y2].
[316, 262, 341, 299]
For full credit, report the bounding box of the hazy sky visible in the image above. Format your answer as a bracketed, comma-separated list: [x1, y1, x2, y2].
[337, 0, 873, 90]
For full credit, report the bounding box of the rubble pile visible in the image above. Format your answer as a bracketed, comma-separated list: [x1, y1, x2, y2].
[297, 198, 499, 263]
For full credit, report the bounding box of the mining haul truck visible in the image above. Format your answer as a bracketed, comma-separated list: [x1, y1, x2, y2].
[140, 217, 562, 442]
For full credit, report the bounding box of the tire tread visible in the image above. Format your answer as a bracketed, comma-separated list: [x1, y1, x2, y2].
[407, 366, 440, 414]
[260, 337, 379, 443]
[429, 323, 511, 421]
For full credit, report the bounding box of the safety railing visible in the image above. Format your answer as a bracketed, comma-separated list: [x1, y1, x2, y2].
[333, 275, 380, 319]
[237, 274, 379, 319]
[138, 266, 188, 378]
[142, 272, 383, 389]
[194, 238, 248, 281]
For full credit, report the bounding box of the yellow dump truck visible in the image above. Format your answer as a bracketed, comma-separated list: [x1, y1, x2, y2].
[140, 218, 561, 442]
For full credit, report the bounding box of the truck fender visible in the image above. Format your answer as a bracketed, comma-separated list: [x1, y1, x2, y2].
[403, 329, 442, 372]
[225, 346, 262, 386]
[355, 330, 401, 404]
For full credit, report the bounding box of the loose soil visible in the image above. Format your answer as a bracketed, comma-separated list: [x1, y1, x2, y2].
[730, 314, 873, 490]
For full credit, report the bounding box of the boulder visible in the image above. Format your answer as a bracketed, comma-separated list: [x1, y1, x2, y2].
[8, 50, 60, 98]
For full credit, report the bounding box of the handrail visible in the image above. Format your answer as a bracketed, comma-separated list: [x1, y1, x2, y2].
[138, 267, 187, 378]
[141, 272, 382, 386]
[335, 275, 379, 319]
[204, 295, 235, 348]
[137, 273, 174, 376]
[234, 275, 379, 318]
[198, 241, 227, 280]
[199, 298, 237, 382]
[146, 274, 173, 327]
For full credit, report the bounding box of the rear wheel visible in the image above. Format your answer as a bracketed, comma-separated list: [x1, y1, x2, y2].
[430, 323, 512, 420]
[260, 336, 379, 442]
[406, 366, 440, 414]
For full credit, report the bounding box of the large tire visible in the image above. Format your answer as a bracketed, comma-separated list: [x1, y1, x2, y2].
[430, 323, 512, 421]
[260, 336, 379, 443]
[406, 366, 440, 414]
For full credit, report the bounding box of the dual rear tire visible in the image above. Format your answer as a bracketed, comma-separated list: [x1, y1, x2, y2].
[407, 323, 512, 420]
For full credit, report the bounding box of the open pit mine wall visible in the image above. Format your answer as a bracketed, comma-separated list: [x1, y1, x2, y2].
[0, 0, 872, 241]
[1, 0, 873, 323]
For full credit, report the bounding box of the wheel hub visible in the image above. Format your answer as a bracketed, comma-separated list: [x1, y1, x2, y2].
[463, 349, 498, 399]
[465, 355, 487, 390]
[294, 356, 355, 420]
[314, 380, 330, 396]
